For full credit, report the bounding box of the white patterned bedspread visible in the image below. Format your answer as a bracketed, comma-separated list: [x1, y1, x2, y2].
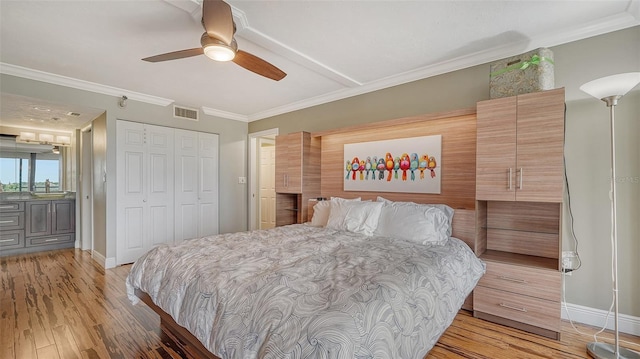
[126, 224, 485, 359]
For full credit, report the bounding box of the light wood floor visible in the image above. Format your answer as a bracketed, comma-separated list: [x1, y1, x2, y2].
[1, 249, 639, 359]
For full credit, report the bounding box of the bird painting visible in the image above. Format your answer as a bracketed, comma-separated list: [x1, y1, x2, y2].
[399, 153, 411, 181]
[427, 156, 437, 178]
[409, 153, 419, 181]
[365, 157, 373, 180]
[394, 157, 401, 179]
[377, 157, 386, 180]
[385, 153, 394, 181]
[359, 159, 366, 180]
[345, 160, 352, 180]
[418, 155, 429, 179]
[351, 157, 360, 181]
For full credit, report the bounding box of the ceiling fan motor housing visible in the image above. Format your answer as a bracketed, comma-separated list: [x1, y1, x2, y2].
[201, 33, 237, 61]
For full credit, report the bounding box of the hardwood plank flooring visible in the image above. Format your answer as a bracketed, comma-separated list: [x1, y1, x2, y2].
[1, 249, 638, 358]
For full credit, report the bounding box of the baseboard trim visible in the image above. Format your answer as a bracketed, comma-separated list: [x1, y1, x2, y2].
[91, 250, 116, 269]
[563, 302, 640, 336]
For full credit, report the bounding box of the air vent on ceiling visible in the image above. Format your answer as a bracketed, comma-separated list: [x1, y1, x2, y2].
[173, 105, 199, 121]
[66, 112, 81, 117]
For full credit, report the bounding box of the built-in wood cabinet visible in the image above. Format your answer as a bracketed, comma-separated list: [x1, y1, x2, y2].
[0, 199, 75, 256]
[275, 132, 306, 193]
[474, 88, 565, 340]
[274, 132, 320, 226]
[476, 88, 565, 203]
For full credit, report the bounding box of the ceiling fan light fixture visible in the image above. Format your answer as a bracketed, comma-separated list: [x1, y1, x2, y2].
[201, 33, 237, 62]
[204, 44, 235, 61]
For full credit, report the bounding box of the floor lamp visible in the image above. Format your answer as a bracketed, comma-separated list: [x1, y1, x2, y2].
[580, 72, 640, 359]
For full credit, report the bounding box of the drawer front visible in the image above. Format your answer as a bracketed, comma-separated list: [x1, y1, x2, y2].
[0, 212, 25, 231]
[27, 234, 74, 247]
[474, 286, 560, 332]
[0, 230, 25, 250]
[0, 201, 25, 212]
[478, 261, 561, 301]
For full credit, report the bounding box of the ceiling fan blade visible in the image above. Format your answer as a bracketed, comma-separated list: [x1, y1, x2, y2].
[142, 48, 204, 62]
[202, 0, 234, 45]
[232, 50, 287, 81]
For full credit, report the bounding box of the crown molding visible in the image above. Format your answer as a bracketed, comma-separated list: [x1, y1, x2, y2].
[247, 12, 640, 122]
[0, 63, 174, 107]
[201, 106, 249, 122]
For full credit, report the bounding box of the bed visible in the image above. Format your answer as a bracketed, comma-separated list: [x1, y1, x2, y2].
[126, 198, 485, 359]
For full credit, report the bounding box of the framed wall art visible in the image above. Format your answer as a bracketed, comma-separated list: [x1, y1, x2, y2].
[343, 135, 441, 194]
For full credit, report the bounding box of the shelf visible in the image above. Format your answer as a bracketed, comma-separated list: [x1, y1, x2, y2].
[284, 208, 299, 212]
[479, 250, 559, 271]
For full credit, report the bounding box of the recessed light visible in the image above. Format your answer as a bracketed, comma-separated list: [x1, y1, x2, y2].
[33, 106, 51, 112]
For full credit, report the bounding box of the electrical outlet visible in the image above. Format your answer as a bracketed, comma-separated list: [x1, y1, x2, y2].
[238, 177, 247, 184]
[562, 251, 578, 273]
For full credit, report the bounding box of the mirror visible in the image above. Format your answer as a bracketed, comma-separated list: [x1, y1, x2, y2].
[0, 135, 63, 193]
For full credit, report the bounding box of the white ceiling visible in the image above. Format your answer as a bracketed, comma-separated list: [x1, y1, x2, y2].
[1, 0, 639, 130]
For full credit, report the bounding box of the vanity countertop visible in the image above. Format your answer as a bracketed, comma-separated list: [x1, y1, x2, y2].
[0, 192, 76, 201]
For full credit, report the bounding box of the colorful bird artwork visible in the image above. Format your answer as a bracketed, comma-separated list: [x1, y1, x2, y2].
[343, 140, 439, 185]
[351, 157, 360, 181]
[376, 157, 386, 180]
[418, 155, 428, 179]
[427, 156, 437, 178]
[385, 153, 394, 181]
[394, 157, 401, 179]
[409, 153, 419, 181]
[399, 153, 410, 181]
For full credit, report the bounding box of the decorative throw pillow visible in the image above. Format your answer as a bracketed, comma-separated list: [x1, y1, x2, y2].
[326, 200, 383, 235]
[376, 196, 454, 236]
[310, 197, 361, 227]
[374, 200, 451, 245]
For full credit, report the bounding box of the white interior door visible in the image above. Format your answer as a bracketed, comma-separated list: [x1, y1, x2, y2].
[197, 132, 219, 237]
[174, 130, 219, 242]
[259, 141, 276, 229]
[80, 128, 93, 251]
[174, 129, 199, 243]
[146, 125, 174, 247]
[116, 121, 147, 264]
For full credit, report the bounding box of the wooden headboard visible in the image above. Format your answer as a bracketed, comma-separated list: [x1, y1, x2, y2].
[307, 107, 479, 250]
[314, 108, 477, 210]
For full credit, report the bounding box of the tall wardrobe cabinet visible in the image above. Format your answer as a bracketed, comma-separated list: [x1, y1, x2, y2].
[473, 88, 565, 339]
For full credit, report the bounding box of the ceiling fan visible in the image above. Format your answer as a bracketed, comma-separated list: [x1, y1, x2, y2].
[142, 0, 286, 81]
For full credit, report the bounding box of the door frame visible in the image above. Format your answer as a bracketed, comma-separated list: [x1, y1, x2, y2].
[80, 125, 93, 251]
[248, 128, 278, 231]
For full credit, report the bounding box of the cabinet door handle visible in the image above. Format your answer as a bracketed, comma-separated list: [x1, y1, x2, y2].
[0, 220, 14, 224]
[517, 168, 523, 189]
[48, 203, 51, 214]
[0, 239, 15, 243]
[498, 275, 527, 284]
[0, 206, 14, 209]
[499, 302, 527, 312]
[44, 238, 59, 242]
[507, 168, 512, 190]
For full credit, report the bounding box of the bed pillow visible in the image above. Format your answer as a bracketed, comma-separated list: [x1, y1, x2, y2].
[326, 200, 383, 235]
[310, 197, 361, 227]
[374, 200, 451, 245]
[376, 196, 455, 236]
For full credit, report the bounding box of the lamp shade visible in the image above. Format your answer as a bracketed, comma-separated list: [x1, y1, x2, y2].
[580, 72, 640, 100]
